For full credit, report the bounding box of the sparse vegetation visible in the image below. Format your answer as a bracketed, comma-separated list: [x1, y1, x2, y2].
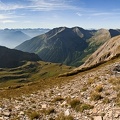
[95, 85, 103, 92]
[79, 103, 94, 112]
[53, 97, 64, 102]
[81, 85, 88, 91]
[103, 97, 110, 104]
[30, 111, 40, 120]
[87, 78, 95, 85]
[105, 92, 110, 96]
[115, 92, 120, 106]
[108, 78, 120, 85]
[46, 108, 55, 115]
[69, 99, 93, 112]
[56, 113, 74, 120]
[69, 99, 81, 111]
[90, 92, 103, 101]
[41, 108, 55, 115]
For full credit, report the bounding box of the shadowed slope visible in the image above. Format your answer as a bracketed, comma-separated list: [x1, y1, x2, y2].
[0, 46, 40, 68]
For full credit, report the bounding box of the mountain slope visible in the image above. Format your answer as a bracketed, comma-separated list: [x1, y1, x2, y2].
[77, 29, 111, 64]
[83, 35, 120, 67]
[63, 35, 120, 76]
[16, 27, 93, 66]
[15, 27, 120, 66]
[0, 46, 40, 68]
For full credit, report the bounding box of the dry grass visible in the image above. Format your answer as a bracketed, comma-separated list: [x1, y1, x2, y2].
[0, 61, 74, 99]
[90, 92, 103, 101]
[95, 85, 103, 92]
[103, 97, 110, 104]
[53, 97, 64, 102]
[56, 113, 74, 120]
[41, 108, 55, 115]
[68, 99, 93, 112]
[87, 78, 95, 85]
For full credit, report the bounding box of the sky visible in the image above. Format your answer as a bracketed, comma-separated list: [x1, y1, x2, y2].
[0, 0, 120, 29]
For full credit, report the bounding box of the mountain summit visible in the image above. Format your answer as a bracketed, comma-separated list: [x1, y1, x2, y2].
[16, 27, 93, 66]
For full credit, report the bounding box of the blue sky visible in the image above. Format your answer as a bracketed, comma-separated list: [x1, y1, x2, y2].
[0, 0, 120, 29]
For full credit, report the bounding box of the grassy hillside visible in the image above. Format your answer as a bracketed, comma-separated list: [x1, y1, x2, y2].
[0, 61, 72, 89]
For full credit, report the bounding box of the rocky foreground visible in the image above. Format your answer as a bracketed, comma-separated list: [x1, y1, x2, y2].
[0, 61, 120, 120]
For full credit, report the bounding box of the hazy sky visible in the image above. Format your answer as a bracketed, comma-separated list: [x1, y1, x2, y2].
[0, 0, 120, 29]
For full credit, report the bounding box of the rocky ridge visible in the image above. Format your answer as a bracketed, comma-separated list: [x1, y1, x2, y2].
[83, 35, 120, 68]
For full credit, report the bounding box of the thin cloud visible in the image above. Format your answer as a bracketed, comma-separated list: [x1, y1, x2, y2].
[0, 1, 24, 11]
[0, 14, 11, 20]
[2, 20, 16, 23]
[0, 13, 22, 24]
[28, 0, 79, 11]
[76, 9, 120, 17]
[0, 0, 79, 12]
[91, 12, 114, 16]
[76, 12, 82, 17]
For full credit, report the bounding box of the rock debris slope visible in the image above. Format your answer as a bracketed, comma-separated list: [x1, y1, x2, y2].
[0, 57, 120, 120]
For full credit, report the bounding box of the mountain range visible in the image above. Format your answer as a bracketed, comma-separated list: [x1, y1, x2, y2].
[16, 27, 120, 66]
[0, 28, 50, 48]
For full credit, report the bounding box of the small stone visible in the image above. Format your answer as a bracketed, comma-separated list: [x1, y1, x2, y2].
[71, 96, 75, 99]
[4, 117, 10, 119]
[19, 111, 24, 115]
[58, 93, 61, 96]
[61, 101, 67, 106]
[3, 111, 11, 117]
[87, 97, 90, 100]
[0, 108, 2, 114]
[93, 116, 102, 120]
[15, 106, 20, 110]
[0, 116, 4, 120]
[92, 108, 97, 114]
[64, 109, 70, 116]
[114, 113, 119, 118]
[42, 104, 47, 109]
[81, 92, 84, 95]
